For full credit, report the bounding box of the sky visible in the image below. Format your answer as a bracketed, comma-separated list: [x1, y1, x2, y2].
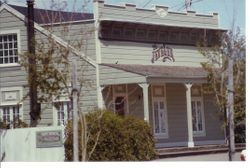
[3, 0, 246, 34]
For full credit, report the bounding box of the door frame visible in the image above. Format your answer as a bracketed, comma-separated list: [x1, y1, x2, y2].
[112, 84, 129, 115]
[151, 84, 169, 139]
[191, 96, 206, 137]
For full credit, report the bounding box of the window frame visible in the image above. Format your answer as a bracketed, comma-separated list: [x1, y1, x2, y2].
[0, 87, 23, 127]
[191, 86, 206, 137]
[0, 29, 21, 67]
[52, 95, 71, 126]
[112, 84, 129, 116]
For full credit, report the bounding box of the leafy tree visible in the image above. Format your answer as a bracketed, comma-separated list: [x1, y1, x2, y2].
[19, 0, 95, 161]
[199, 29, 245, 143]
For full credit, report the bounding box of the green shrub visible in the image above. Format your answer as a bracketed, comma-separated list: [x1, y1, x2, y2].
[64, 110, 157, 161]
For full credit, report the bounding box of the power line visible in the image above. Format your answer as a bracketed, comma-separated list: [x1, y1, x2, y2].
[134, 0, 205, 22]
[142, 0, 154, 8]
[177, 0, 204, 11]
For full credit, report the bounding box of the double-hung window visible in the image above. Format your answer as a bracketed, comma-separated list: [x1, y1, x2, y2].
[0, 30, 20, 66]
[54, 101, 71, 126]
[0, 87, 23, 128]
[191, 85, 206, 137]
[53, 95, 72, 126]
[1, 105, 20, 124]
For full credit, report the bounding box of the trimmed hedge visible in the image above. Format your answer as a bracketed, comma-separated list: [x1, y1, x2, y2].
[64, 110, 157, 161]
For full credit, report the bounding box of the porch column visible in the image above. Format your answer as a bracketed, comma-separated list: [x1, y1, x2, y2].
[185, 83, 194, 147]
[97, 86, 105, 109]
[139, 83, 149, 122]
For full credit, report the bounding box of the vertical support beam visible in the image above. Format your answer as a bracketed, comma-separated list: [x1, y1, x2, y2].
[93, 0, 104, 109]
[97, 85, 105, 109]
[139, 83, 149, 122]
[184, 83, 194, 147]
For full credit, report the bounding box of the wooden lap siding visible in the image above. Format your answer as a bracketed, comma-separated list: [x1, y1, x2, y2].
[0, 9, 30, 124]
[98, 3, 218, 29]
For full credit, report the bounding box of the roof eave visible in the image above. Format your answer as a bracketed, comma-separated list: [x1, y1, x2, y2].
[100, 19, 228, 31]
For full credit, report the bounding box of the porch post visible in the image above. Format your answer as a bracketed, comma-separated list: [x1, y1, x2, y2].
[97, 86, 105, 109]
[139, 83, 149, 122]
[185, 83, 194, 147]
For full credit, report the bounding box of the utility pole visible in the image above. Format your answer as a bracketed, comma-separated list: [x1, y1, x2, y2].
[227, 45, 236, 161]
[72, 59, 79, 161]
[185, 0, 192, 10]
[27, 0, 40, 127]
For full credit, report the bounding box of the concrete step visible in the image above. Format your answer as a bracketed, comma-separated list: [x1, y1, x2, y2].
[156, 143, 245, 158]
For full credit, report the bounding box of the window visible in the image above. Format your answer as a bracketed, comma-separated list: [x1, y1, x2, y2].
[0, 105, 21, 126]
[54, 101, 72, 126]
[191, 86, 206, 137]
[0, 87, 23, 128]
[0, 33, 18, 64]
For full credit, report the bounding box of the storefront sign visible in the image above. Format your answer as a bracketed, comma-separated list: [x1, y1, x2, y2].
[152, 44, 175, 63]
[36, 130, 63, 148]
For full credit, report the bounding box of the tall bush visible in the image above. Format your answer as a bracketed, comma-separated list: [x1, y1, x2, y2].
[64, 110, 156, 161]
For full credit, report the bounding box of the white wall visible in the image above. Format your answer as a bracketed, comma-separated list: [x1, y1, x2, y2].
[0, 126, 65, 161]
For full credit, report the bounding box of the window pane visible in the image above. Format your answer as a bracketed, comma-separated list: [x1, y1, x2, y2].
[3, 36, 7, 41]
[197, 101, 202, 131]
[14, 56, 18, 62]
[55, 101, 70, 126]
[191, 101, 197, 131]
[4, 50, 8, 56]
[8, 35, 12, 41]
[4, 43, 8, 49]
[160, 111, 166, 133]
[13, 106, 20, 121]
[4, 57, 8, 63]
[13, 35, 17, 41]
[10, 57, 13, 63]
[154, 102, 159, 133]
[159, 101, 164, 110]
[3, 107, 11, 124]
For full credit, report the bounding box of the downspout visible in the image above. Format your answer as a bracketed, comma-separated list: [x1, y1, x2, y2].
[27, 0, 40, 127]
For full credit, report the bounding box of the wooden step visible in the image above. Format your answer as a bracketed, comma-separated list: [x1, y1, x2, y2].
[156, 144, 245, 158]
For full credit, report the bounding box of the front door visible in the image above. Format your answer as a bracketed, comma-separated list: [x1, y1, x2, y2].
[153, 99, 167, 137]
[115, 96, 125, 116]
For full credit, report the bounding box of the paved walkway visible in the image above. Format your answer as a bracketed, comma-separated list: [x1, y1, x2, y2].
[155, 152, 241, 161]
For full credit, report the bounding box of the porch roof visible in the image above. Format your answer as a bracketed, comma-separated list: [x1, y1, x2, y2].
[101, 64, 207, 78]
[99, 64, 208, 85]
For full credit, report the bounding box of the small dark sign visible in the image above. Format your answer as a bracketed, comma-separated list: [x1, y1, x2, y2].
[36, 130, 63, 148]
[152, 44, 175, 63]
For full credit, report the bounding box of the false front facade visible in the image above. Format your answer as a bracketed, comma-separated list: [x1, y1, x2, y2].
[0, 0, 225, 148]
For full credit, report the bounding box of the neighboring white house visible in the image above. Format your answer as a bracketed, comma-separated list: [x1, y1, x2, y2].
[0, 0, 226, 148]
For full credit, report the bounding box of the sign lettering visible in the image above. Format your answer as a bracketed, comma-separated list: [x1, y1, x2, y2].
[152, 44, 175, 63]
[36, 130, 63, 148]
